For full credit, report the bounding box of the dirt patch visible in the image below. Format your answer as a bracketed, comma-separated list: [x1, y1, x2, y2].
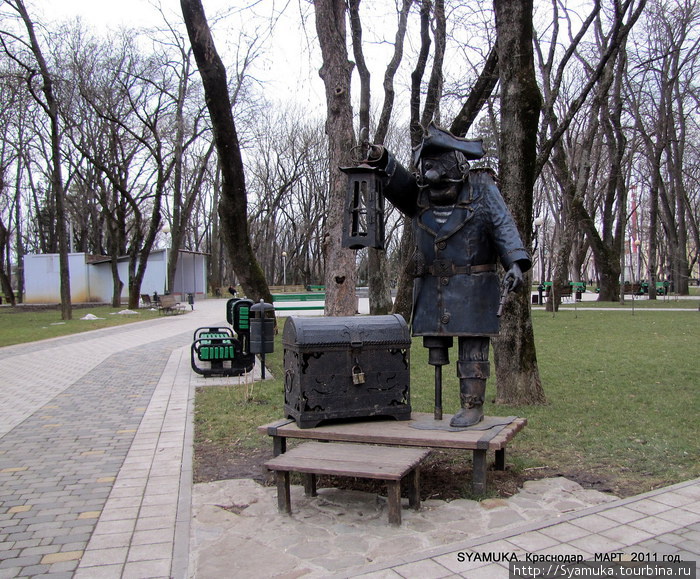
[194, 443, 634, 501]
[521, 465, 647, 498]
[194, 444, 272, 485]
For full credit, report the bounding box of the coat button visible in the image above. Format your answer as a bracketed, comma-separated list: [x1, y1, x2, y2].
[441, 313, 451, 324]
[440, 277, 449, 286]
[437, 241, 447, 250]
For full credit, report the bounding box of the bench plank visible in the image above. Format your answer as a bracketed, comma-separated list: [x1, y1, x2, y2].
[272, 442, 428, 469]
[266, 442, 429, 478]
[260, 414, 525, 451]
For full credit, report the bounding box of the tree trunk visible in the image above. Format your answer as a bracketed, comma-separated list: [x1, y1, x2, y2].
[348, 0, 392, 315]
[314, 0, 358, 316]
[393, 0, 444, 321]
[0, 218, 16, 306]
[14, 147, 25, 304]
[181, 0, 272, 304]
[391, 219, 414, 321]
[13, 0, 72, 318]
[492, 0, 546, 405]
[368, 248, 392, 314]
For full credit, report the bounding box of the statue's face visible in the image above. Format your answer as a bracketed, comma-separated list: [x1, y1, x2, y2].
[421, 151, 463, 205]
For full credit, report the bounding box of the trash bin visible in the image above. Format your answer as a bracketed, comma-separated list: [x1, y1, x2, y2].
[250, 301, 275, 355]
[250, 300, 275, 379]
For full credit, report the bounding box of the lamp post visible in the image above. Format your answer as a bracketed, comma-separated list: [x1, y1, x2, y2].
[161, 224, 171, 295]
[282, 251, 287, 292]
[533, 216, 544, 284]
[635, 239, 642, 285]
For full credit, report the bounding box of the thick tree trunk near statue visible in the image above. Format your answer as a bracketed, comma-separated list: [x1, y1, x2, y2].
[314, 0, 358, 316]
[492, 0, 546, 405]
[180, 0, 271, 304]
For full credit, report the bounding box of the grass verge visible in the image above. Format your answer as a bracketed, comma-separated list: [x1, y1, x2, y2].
[0, 304, 162, 347]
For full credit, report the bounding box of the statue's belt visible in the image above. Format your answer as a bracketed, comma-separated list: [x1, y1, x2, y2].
[423, 260, 496, 277]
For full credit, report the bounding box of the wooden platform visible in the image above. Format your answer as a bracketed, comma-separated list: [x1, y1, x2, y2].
[259, 413, 527, 495]
[265, 442, 431, 525]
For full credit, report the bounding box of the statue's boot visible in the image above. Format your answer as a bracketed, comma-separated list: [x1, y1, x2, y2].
[449, 379, 485, 428]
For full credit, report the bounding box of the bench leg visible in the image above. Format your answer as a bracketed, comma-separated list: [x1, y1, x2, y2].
[495, 448, 506, 471]
[407, 468, 421, 510]
[275, 471, 291, 515]
[386, 480, 402, 526]
[472, 449, 487, 496]
[303, 473, 317, 497]
[272, 436, 286, 457]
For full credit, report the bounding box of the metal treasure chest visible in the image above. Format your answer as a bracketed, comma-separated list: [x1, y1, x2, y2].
[282, 314, 412, 428]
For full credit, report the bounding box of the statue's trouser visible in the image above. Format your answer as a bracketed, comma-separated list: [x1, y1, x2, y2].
[450, 337, 490, 428]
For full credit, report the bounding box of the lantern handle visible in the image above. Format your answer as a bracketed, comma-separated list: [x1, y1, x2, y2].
[349, 141, 386, 166]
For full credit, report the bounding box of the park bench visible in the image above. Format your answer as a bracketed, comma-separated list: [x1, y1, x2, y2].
[623, 282, 644, 296]
[190, 326, 254, 377]
[640, 281, 669, 295]
[157, 295, 186, 315]
[265, 441, 430, 526]
[140, 294, 153, 308]
[544, 285, 573, 302]
[272, 293, 325, 312]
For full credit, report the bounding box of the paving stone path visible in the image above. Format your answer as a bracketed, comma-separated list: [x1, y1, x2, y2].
[0, 330, 189, 577]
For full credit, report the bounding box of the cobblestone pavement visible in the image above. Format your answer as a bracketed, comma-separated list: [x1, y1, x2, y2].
[1, 299, 698, 578]
[0, 301, 235, 578]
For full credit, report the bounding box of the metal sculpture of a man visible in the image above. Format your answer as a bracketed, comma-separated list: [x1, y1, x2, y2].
[361, 124, 532, 428]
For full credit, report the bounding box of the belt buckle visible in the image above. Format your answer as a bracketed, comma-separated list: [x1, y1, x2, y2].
[432, 259, 451, 276]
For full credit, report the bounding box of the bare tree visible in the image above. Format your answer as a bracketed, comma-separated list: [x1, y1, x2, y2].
[180, 0, 272, 304]
[313, 0, 358, 316]
[392, 0, 448, 320]
[63, 29, 178, 308]
[491, 0, 545, 405]
[533, 0, 646, 306]
[246, 108, 329, 287]
[2, 0, 72, 318]
[347, 0, 394, 315]
[628, 0, 699, 297]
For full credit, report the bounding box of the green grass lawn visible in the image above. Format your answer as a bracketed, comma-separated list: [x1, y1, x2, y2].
[195, 308, 699, 497]
[2, 302, 697, 498]
[0, 304, 162, 347]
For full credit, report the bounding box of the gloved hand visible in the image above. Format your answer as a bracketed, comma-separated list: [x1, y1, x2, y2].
[503, 262, 524, 292]
[364, 144, 387, 166]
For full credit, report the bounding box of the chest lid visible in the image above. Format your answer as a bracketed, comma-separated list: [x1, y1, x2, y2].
[283, 314, 411, 349]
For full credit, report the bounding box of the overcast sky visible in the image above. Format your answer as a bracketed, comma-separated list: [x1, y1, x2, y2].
[33, 0, 328, 111]
[26, 0, 427, 128]
[36, 0, 162, 29]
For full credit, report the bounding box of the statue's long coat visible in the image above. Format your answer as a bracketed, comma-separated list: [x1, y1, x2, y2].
[382, 154, 531, 337]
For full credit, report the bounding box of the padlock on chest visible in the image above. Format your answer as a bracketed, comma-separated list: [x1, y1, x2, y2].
[352, 364, 365, 385]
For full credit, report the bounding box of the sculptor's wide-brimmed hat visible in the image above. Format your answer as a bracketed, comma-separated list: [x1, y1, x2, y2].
[412, 122, 485, 165]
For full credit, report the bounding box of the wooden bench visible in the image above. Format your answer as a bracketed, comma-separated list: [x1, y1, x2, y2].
[265, 441, 430, 526]
[260, 413, 526, 496]
[158, 295, 186, 315]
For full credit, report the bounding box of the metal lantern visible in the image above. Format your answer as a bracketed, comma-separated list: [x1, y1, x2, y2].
[340, 164, 385, 250]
